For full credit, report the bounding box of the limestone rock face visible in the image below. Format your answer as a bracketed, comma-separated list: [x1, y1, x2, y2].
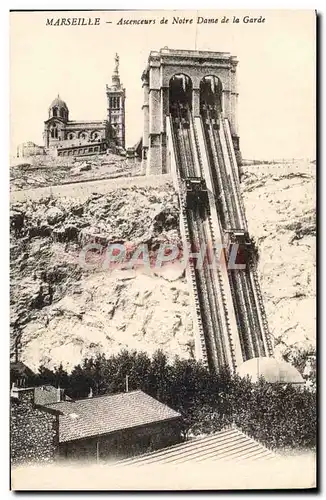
[10, 183, 193, 371]
[10, 160, 316, 374]
[10, 152, 141, 190]
[241, 161, 316, 361]
[20, 271, 194, 372]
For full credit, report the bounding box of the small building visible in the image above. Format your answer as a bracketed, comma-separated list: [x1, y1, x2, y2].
[16, 141, 45, 158]
[117, 426, 276, 467]
[11, 387, 182, 465]
[44, 390, 182, 462]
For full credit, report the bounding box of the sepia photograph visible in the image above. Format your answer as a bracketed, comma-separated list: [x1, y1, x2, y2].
[9, 9, 316, 490]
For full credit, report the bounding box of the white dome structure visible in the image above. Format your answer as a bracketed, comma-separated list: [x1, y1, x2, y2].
[237, 357, 305, 385]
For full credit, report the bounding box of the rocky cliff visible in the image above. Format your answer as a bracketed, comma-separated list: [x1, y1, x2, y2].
[10, 160, 316, 373]
[241, 161, 316, 365]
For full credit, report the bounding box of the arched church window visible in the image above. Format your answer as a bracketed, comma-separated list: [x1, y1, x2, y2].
[53, 107, 58, 117]
[60, 108, 65, 119]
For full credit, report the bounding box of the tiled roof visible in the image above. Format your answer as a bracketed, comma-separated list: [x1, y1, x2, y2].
[44, 390, 180, 443]
[116, 427, 276, 466]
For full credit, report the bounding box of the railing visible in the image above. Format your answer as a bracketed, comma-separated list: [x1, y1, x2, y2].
[222, 118, 273, 358]
[202, 113, 272, 362]
[222, 119, 248, 229]
[167, 104, 273, 370]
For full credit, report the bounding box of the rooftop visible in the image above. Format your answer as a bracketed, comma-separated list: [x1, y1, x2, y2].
[44, 390, 180, 443]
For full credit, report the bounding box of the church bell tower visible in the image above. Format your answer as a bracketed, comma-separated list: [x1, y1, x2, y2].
[106, 53, 126, 148]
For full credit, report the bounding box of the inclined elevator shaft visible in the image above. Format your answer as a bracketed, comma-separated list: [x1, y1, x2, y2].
[142, 48, 273, 373]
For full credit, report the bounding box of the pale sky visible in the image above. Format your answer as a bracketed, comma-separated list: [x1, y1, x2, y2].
[10, 10, 316, 160]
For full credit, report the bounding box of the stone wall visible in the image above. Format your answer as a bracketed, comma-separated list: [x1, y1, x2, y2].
[61, 418, 182, 462]
[10, 388, 60, 465]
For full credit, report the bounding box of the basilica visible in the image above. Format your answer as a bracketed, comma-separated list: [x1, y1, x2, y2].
[43, 54, 126, 157]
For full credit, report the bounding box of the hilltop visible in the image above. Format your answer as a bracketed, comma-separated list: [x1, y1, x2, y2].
[10, 152, 142, 191]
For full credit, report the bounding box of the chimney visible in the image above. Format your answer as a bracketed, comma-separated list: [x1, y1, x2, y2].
[11, 382, 16, 397]
[57, 386, 61, 403]
[88, 387, 93, 398]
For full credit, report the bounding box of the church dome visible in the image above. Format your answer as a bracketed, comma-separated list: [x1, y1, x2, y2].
[49, 95, 68, 110]
[237, 357, 305, 385]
